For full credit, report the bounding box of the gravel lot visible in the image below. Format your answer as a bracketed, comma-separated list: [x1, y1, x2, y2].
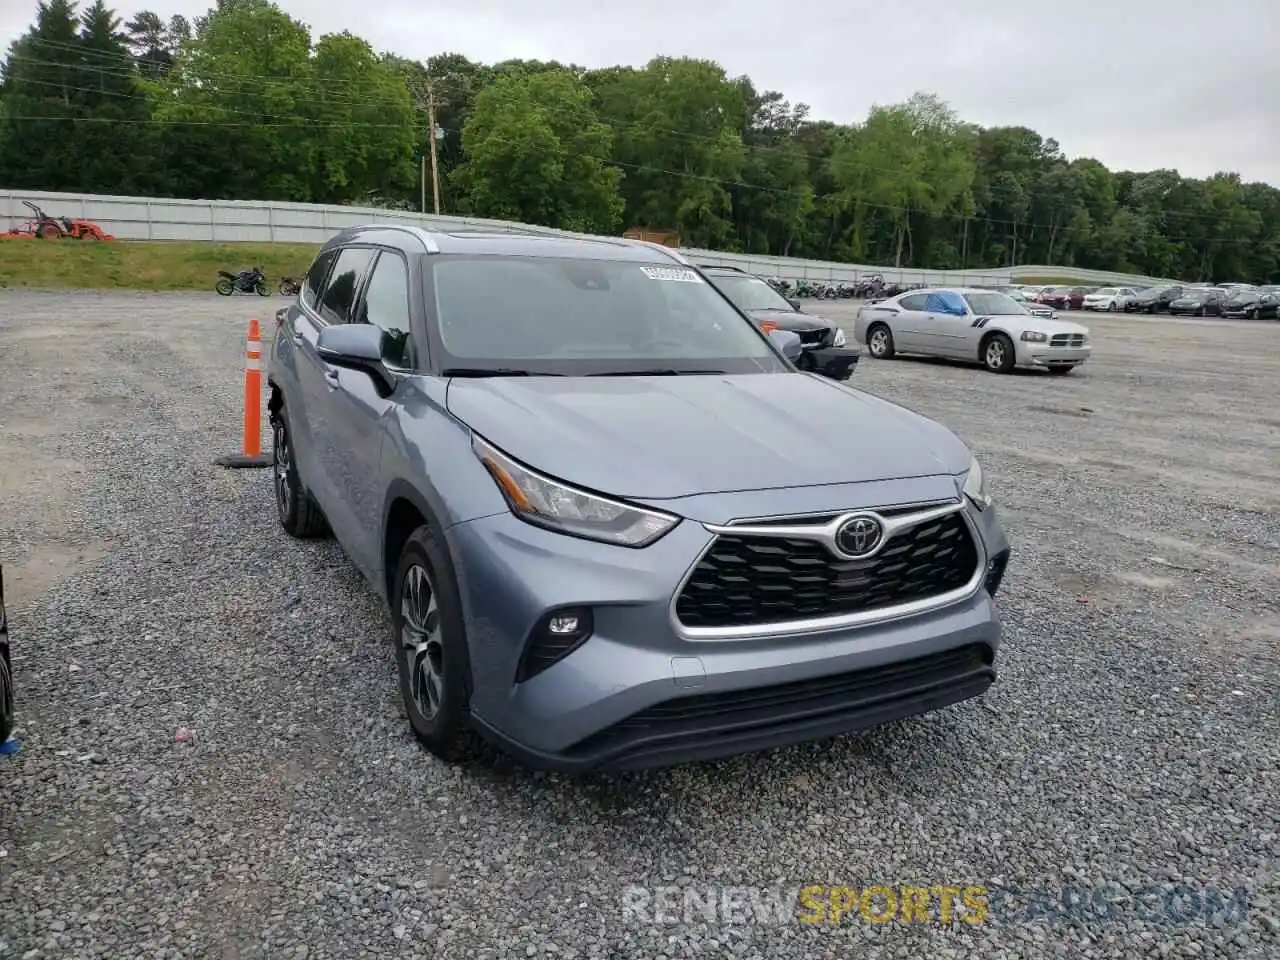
[1, 291, 1277, 959]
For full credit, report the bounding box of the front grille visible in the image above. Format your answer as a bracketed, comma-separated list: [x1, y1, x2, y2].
[1050, 334, 1085, 347]
[797, 327, 830, 346]
[675, 512, 979, 629]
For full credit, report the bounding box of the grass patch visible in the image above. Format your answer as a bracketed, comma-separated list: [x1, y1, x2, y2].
[0, 239, 321, 291]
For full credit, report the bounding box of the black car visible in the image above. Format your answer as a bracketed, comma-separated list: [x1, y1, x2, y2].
[1124, 284, 1186, 314]
[1167, 288, 1226, 317]
[1220, 290, 1280, 320]
[699, 266, 861, 379]
[0, 566, 12, 747]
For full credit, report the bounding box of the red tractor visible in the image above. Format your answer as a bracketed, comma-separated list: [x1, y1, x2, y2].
[1, 200, 115, 240]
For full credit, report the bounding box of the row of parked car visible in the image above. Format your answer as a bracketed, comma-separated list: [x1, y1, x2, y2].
[1006, 282, 1280, 319]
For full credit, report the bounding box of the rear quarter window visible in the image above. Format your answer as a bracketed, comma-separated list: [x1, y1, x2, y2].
[301, 250, 337, 311]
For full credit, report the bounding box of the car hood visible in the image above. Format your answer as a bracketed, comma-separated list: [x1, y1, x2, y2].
[985, 314, 1089, 336]
[445, 374, 970, 500]
[746, 308, 829, 332]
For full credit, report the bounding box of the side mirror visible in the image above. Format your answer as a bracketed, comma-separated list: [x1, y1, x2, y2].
[787, 298, 802, 311]
[316, 324, 397, 394]
[768, 328, 803, 363]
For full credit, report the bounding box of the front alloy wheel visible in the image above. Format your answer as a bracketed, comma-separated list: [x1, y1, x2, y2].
[401, 565, 445, 721]
[391, 526, 486, 764]
[983, 333, 1015, 373]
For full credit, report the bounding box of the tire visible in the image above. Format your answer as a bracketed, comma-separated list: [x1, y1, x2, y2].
[1248, 308, 1259, 321]
[255, 281, 269, 297]
[1107, 302, 1117, 312]
[37, 224, 60, 240]
[391, 525, 487, 764]
[215, 278, 233, 296]
[867, 323, 895, 359]
[982, 332, 1016, 374]
[272, 410, 328, 538]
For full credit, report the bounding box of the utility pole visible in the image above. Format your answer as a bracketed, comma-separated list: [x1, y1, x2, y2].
[410, 78, 443, 215]
[428, 86, 441, 215]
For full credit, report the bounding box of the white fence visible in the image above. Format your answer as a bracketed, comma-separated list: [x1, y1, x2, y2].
[1, 188, 1179, 288]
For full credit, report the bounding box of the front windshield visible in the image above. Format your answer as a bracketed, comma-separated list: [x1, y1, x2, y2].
[711, 274, 796, 312]
[429, 256, 787, 375]
[962, 292, 1029, 316]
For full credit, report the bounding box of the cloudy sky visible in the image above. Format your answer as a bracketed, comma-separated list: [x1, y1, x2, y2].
[4, 0, 1277, 185]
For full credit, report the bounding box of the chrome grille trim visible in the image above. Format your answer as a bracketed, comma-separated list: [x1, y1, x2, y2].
[667, 499, 988, 641]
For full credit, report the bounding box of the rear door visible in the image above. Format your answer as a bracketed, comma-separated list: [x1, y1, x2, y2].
[892, 293, 932, 349]
[297, 245, 378, 538]
[278, 249, 338, 479]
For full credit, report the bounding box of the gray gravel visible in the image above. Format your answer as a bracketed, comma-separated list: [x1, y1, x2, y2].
[0, 290, 1277, 959]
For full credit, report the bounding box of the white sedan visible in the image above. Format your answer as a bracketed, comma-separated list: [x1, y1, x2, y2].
[853, 287, 1092, 375]
[1082, 287, 1141, 311]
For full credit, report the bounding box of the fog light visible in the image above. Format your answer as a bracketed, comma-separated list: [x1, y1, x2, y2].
[516, 607, 595, 683]
[548, 614, 580, 635]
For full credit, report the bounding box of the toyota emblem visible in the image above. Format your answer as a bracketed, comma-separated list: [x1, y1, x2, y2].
[836, 515, 884, 558]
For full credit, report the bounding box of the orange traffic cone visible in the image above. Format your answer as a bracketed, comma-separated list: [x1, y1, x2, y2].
[216, 317, 272, 469]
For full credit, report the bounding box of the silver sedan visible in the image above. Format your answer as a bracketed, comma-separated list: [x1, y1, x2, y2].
[853, 287, 1092, 375]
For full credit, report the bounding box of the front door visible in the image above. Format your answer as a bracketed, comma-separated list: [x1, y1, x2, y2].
[320, 249, 420, 579]
[921, 290, 975, 358]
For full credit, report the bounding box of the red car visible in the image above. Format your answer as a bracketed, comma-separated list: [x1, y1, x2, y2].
[1035, 286, 1093, 310]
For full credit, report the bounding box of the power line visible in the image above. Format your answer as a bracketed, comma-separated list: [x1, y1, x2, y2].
[10, 41, 1246, 230]
[3, 111, 1264, 248]
[6, 60, 1262, 244]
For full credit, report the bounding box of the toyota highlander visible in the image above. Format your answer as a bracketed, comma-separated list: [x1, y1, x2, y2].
[267, 227, 1012, 772]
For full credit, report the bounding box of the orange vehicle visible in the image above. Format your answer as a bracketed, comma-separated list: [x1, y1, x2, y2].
[622, 226, 681, 248]
[1, 200, 114, 240]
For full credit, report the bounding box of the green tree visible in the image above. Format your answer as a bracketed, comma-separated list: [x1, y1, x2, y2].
[587, 57, 747, 248]
[451, 68, 622, 233]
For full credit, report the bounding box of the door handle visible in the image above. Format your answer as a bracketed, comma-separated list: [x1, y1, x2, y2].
[291, 331, 304, 346]
[323, 368, 341, 389]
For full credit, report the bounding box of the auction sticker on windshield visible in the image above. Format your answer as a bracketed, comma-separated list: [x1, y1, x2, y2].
[640, 266, 704, 283]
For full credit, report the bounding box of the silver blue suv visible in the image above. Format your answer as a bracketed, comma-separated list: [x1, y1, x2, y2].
[267, 226, 1011, 772]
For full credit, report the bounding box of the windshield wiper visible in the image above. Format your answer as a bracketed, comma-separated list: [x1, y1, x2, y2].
[441, 367, 562, 378]
[588, 369, 726, 376]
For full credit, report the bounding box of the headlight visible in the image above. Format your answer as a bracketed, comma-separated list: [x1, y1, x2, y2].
[832, 327, 847, 346]
[961, 455, 992, 510]
[472, 436, 679, 547]
[1020, 330, 1048, 342]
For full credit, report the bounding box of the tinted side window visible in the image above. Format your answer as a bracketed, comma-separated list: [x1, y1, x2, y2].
[301, 250, 336, 310]
[319, 247, 377, 325]
[898, 294, 928, 311]
[357, 251, 416, 368]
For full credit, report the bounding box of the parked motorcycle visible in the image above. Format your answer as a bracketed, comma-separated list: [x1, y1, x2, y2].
[278, 276, 301, 296]
[215, 267, 269, 297]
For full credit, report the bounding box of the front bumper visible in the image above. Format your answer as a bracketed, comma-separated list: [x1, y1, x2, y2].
[1016, 342, 1092, 369]
[447, 495, 1010, 772]
[804, 345, 860, 380]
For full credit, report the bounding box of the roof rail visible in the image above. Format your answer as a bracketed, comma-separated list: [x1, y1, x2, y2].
[340, 222, 440, 254]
